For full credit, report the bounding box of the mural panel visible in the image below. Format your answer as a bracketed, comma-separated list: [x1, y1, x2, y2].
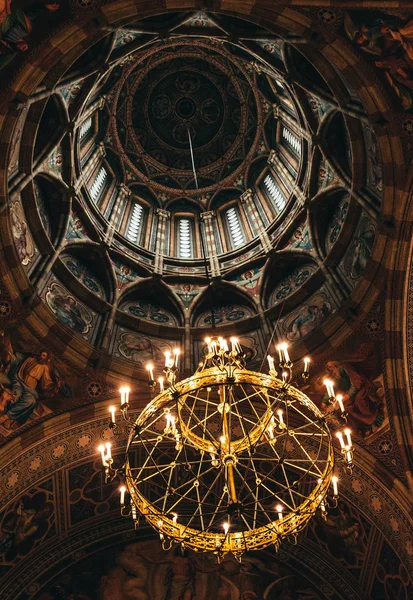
[195, 304, 255, 327]
[112, 260, 143, 290]
[279, 286, 335, 341]
[339, 213, 376, 286]
[269, 264, 317, 306]
[120, 300, 178, 325]
[304, 341, 385, 439]
[9, 197, 38, 272]
[362, 123, 383, 197]
[344, 11, 413, 111]
[111, 328, 180, 370]
[0, 327, 73, 436]
[61, 255, 106, 299]
[325, 196, 350, 253]
[227, 265, 264, 298]
[33, 181, 52, 237]
[66, 211, 91, 241]
[45, 279, 96, 342]
[171, 283, 206, 308]
[282, 217, 312, 251]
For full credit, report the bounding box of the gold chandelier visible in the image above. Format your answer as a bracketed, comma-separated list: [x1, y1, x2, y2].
[99, 337, 354, 561]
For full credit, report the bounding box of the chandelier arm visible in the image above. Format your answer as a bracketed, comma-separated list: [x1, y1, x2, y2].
[232, 463, 277, 522]
[135, 434, 174, 489]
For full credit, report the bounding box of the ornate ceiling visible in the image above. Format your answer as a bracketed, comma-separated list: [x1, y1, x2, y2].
[0, 2, 412, 599]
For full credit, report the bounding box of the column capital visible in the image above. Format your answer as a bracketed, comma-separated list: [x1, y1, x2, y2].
[155, 208, 170, 219]
[240, 189, 254, 204]
[267, 149, 277, 166]
[98, 95, 106, 110]
[200, 210, 215, 221]
[117, 182, 131, 197]
[97, 141, 106, 157]
[272, 103, 280, 119]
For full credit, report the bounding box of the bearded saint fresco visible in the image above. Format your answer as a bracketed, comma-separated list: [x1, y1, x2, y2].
[0, 331, 71, 432]
[304, 342, 385, 438]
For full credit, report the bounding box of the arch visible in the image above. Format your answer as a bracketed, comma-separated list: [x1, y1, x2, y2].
[118, 278, 185, 327]
[190, 280, 258, 328]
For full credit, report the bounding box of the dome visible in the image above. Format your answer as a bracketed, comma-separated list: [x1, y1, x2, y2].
[0, 4, 411, 598]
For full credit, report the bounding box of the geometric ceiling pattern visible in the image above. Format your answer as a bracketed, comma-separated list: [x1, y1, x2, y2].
[0, 2, 412, 599]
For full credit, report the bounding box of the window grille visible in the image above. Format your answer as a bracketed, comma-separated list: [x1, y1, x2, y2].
[126, 203, 144, 244]
[225, 207, 245, 249]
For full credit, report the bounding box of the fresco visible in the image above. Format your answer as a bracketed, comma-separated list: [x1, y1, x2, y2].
[325, 196, 350, 253]
[0, 485, 55, 565]
[113, 329, 179, 370]
[114, 28, 141, 49]
[61, 256, 105, 299]
[112, 260, 142, 290]
[362, 123, 383, 196]
[195, 304, 254, 327]
[0, 328, 71, 435]
[59, 81, 84, 107]
[318, 159, 337, 190]
[283, 217, 312, 251]
[66, 211, 90, 241]
[0, 1, 60, 71]
[9, 197, 37, 270]
[47, 144, 64, 178]
[172, 283, 206, 308]
[227, 265, 264, 298]
[344, 11, 413, 111]
[340, 213, 376, 284]
[303, 341, 385, 439]
[279, 287, 334, 340]
[120, 300, 177, 325]
[269, 264, 316, 306]
[45, 280, 95, 340]
[33, 181, 52, 237]
[305, 92, 331, 123]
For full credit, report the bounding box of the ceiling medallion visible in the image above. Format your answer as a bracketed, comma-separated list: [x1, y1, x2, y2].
[99, 338, 354, 561]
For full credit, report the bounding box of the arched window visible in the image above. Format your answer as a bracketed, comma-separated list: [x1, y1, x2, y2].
[89, 166, 108, 203]
[126, 202, 144, 244]
[282, 126, 301, 155]
[225, 206, 245, 249]
[262, 173, 286, 215]
[177, 218, 193, 259]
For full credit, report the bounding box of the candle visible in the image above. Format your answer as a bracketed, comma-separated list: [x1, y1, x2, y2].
[344, 428, 352, 448]
[173, 348, 180, 369]
[303, 356, 310, 374]
[336, 394, 345, 413]
[98, 444, 107, 466]
[164, 351, 171, 368]
[276, 342, 290, 364]
[332, 475, 339, 497]
[276, 504, 283, 520]
[120, 485, 126, 505]
[158, 377, 164, 392]
[146, 363, 154, 381]
[323, 378, 335, 399]
[105, 442, 112, 460]
[223, 522, 229, 535]
[109, 405, 116, 424]
[172, 513, 178, 524]
[211, 340, 218, 355]
[231, 337, 240, 353]
[220, 435, 226, 445]
[267, 355, 275, 372]
[277, 409, 284, 427]
[205, 337, 211, 354]
[320, 499, 326, 513]
[131, 505, 137, 519]
[282, 371, 288, 383]
[336, 431, 346, 449]
[119, 386, 130, 405]
[346, 450, 353, 464]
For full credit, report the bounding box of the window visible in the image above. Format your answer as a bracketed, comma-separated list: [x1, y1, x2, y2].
[225, 207, 245, 249]
[263, 173, 286, 214]
[89, 166, 108, 203]
[126, 203, 144, 244]
[80, 117, 92, 142]
[177, 218, 193, 259]
[282, 126, 301, 155]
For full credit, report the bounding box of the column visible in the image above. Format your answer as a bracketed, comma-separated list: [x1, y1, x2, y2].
[267, 150, 307, 207]
[240, 189, 273, 254]
[200, 211, 221, 278]
[78, 141, 106, 189]
[104, 183, 131, 246]
[154, 209, 170, 275]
